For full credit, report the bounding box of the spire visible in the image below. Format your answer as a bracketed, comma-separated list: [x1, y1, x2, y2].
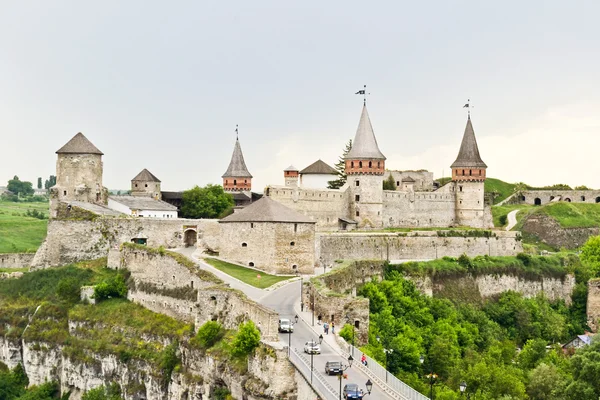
[450, 116, 487, 168]
[222, 138, 252, 178]
[56, 132, 103, 155]
[346, 104, 386, 160]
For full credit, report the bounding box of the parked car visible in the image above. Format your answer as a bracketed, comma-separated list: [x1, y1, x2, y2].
[278, 319, 293, 333]
[325, 361, 342, 375]
[303, 340, 321, 354]
[343, 383, 363, 399]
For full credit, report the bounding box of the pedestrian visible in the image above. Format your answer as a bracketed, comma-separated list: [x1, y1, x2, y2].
[318, 314, 322, 325]
[324, 322, 329, 335]
[361, 354, 368, 366]
[332, 322, 335, 334]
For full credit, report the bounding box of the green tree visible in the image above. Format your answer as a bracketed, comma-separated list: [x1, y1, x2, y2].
[575, 185, 591, 190]
[518, 339, 547, 370]
[82, 384, 123, 400]
[36, 177, 42, 189]
[581, 236, 600, 276]
[194, 321, 223, 348]
[527, 363, 567, 400]
[383, 174, 396, 190]
[93, 275, 128, 302]
[7, 176, 34, 196]
[327, 139, 352, 189]
[231, 321, 261, 356]
[56, 278, 82, 304]
[180, 184, 234, 219]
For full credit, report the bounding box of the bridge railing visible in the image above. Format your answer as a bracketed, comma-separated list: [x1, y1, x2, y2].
[289, 347, 339, 400]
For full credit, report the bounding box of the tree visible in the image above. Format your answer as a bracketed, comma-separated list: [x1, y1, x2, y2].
[527, 363, 567, 400]
[180, 184, 234, 219]
[37, 177, 42, 189]
[327, 139, 352, 189]
[231, 321, 261, 356]
[194, 321, 223, 348]
[575, 185, 591, 190]
[383, 174, 396, 190]
[82, 384, 123, 400]
[581, 236, 600, 276]
[7, 176, 34, 196]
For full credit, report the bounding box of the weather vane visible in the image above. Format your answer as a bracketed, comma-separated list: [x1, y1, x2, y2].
[355, 84, 370, 105]
[463, 99, 474, 117]
[235, 124, 239, 140]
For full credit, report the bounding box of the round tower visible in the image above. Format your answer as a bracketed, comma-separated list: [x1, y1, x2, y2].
[53, 132, 106, 206]
[345, 104, 386, 228]
[284, 165, 299, 187]
[451, 116, 487, 227]
[131, 168, 162, 199]
[222, 134, 252, 195]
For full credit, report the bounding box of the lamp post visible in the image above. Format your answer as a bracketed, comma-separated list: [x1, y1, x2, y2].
[338, 355, 354, 400]
[420, 355, 437, 400]
[287, 315, 299, 356]
[376, 335, 393, 383]
[310, 335, 324, 384]
[296, 270, 304, 312]
[459, 381, 470, 399]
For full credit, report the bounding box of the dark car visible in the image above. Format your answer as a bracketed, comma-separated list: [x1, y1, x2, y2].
[325, 361, 342, 375]
[343, 383, 363, 399]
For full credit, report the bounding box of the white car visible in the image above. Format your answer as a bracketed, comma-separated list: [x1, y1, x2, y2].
[278, 319, 294, 333]
[304, 340, 321, 354]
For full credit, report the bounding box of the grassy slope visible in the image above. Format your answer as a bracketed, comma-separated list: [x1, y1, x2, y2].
[485, 178, 516, 205]
[491, 204, 534, 228]
[0, 201, 48, 253]
[533, 203, 600, 228]
[203, 258, 294, 289]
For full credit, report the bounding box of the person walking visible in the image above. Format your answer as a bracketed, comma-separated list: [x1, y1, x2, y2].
[323, 322, 329, 335]
[317, 314, 322, 325]
[331, 322, 335, 334]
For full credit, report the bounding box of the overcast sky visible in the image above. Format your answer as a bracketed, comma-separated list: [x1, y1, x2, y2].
[1, 1, 599, 192]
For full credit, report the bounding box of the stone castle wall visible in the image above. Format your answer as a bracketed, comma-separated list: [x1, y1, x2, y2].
[515, 190, 600, 205]
[117, 247, 280, 341]
[0, 253, 35, 269]
[317, 231, 523, 267]
[32, 217, 221, 268]
[456, 181, 489, 228]
[219, 221, 315, 274]
[348, 174, 384, 228]
[522, 213, 600, 250]
[383, 170, 434, 191]
[266, 185, 349, 230]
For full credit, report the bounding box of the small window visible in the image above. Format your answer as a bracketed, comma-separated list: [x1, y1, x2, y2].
[355, 195, 360, 202]
[251, 223, 254, 228]
[459, 186, 463, 192]
[582, 196, 586, 201]
[234, 179, 237, 185]
[368, 161, 372, 168]
[145, 183, 148, 187]
[290, 241, 295, 246]
[377, 161, 380, 168]
[355, 181, 360, 187]
[63, 190, 67, 196]
[249, 262, 254, 267]
[396, 181, 400, 186]
[191, 281, 194, 288]
[462, 169, 465, 175]
[359, 161, 363, 168]
[356, 210, 360, 217]
[479, 170, 482, 176]
[351, 161, 354, 168]
[242, 242, 247, 247]
[294, 223, 298, 232]
[135, 184, 138, 187]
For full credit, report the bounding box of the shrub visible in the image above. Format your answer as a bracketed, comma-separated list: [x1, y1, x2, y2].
[499, 214, 508, 226]
[82, 383, 123, 400]
[159, 341, 179, 385]
[458, 254, 472, 268]
[194, 321, 223, 349]
[231, 321, 261, 356]
[339, 323, 355, 345]
[56, 278, 81, 304]
[94, 275, 128, 302]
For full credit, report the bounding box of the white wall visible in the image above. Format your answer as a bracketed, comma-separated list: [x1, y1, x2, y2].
[139, 209, 177, 218]
[300, 174, 334, 189]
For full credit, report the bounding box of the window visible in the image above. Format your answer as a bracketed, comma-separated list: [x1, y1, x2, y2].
[145, 183, 148, 187]
[479, 170, 482, 176]
[251, 223, 254, 228]
[355, 180, 360, 187]
[233, 179, 237, 185]
[355, 195, 360, 202]
[249, 262, 255, 267]
[294, 223, 298, 232]
[63, 190, 67, 196]
[359, 161, 363, 168]
[356, 210, 360, 217]
[377, 161, 380, 168]
[469, 170, 472, 176]
[135, 184, 138, 187]
[396, 181, 400, 186]
[368, 161, 372, 168]
[290, 241, 295, 246]
[242, 243, 247, 247]
[462, 169, 465, 175]
[459, 186, 463, 192]
[351, 161, 354, 168]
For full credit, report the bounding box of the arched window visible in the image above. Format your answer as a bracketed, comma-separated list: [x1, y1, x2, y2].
[234, 179, 237, 185]
[462, 169, 465, 175]
[242, 242, 247, 247]
[368, 161, 372, 168]
[469, 170, 472, 176]
[351, 161, 354, 168]
[377, 161, 380, 168]
[359, 161, 363, 168]
[534, 198, 542, 206]
[290, 241, 295, 246]
[249, 262, 255, 267]
[581, 196, 586, 201]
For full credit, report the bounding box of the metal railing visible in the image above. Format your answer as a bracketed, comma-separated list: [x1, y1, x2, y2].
[289, 347, 339, 400]
[348, 344, 430, 400]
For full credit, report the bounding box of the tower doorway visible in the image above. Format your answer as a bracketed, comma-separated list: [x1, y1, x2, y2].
[184, 229, 197, 247]
[534, 198, 541, 206]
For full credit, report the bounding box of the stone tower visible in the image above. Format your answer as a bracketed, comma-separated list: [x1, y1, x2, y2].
[451, 116, 487, 227]
[52, 132, 106, 209]
[131, 168, 161, 199]
[284, 165, 299, 188]
[345, 105, 386, 228]
[222, 137, 252, 195]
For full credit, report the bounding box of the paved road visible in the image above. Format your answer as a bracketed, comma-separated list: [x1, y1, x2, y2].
[506, 210, 520, 231]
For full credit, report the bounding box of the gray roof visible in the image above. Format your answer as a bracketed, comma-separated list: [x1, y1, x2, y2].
[132, 168, 161, 182]
[284, 165, 299, 172]
[222, 139, 252, 178]
[109, 196, 178, 211]
[401, 176, 416, 183]
[451, 117, 487, 169]
[220, 196, 315, 223]
[70, 201, 124, 216]
[346, 105, 386, 160]
[56, 132, 103, 155]
[300, 159, 337, 175]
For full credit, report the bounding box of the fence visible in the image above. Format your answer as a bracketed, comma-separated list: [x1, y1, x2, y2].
[289, 347, 339, 400]
[348, 344, 430, 400]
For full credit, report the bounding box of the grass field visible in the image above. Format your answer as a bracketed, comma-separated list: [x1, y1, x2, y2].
[485, 178, 517, 205]
[203, 258, 294, 289]
[0, 201, 48, 253]
[534, 202, 600, 228]
[491, 204, 534, 228]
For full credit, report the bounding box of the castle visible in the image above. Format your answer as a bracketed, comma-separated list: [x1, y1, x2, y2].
[264, 103, 493, 231]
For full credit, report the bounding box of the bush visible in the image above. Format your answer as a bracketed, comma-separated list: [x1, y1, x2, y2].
[194, 321, 223, 349]
[231, 321, 261, 356]
[56, 278, 81, 304]
[458, 254, 472, 269]
[499, 215, 508, 226]
[82, 383, 123, 400]
[159, 341, 179, 385]
[94, 275, 128, 302]
[339, 324, 355, 345]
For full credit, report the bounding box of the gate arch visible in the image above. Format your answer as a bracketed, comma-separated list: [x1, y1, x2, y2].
[534, 198, 542, 206]
[184, 228, 197, 247]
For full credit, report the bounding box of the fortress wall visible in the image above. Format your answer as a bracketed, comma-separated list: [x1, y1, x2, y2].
[32, 217, 221, 268]
[517, 190, 600, 205]
[120, 247, 280, 341]
[316, 231, 522, 267]
[384, 170, 434, 191]
[266, 186, 349, 230]
[0, 253, 35, 269]
[382, 190, 456, 227]
[219, 221, 315, 274]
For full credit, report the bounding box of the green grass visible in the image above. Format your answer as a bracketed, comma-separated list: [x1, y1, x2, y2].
[533, 202, 600, 228]
[203, 258, 294, 289]
[383, 226, 478, 233]
[0, 267, 28, 273]
[491, 204, 534, 228]
[485, 178, 517, 205]
[0, 200, 48, 253]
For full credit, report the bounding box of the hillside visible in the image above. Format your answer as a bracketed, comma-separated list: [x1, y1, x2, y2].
[485, 178, 517, 204]
[0, 200, 48, 253]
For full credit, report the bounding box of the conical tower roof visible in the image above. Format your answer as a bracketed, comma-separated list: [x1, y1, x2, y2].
[451, 116, 487, 168]
[132, 168, 161, 182]
[222, 139, 252, 178]
[346, 105, 386, 160]
[56, 132, 103, 155]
